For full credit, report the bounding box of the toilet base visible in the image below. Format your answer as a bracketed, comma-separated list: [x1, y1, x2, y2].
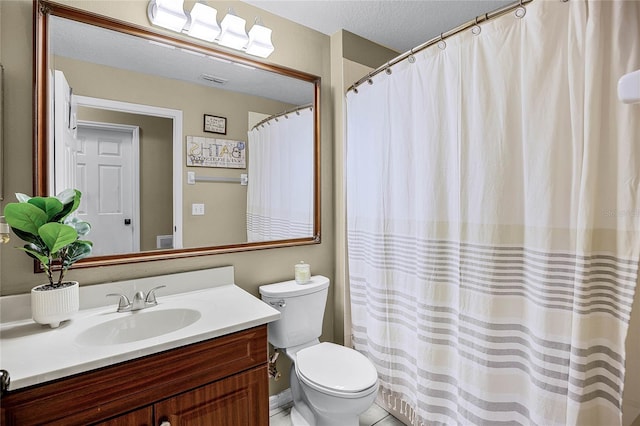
[290, 404, 312, 426]
[290, 402, 361, 426]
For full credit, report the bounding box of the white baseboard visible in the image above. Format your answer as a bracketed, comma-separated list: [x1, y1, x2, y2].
[269, 388, 293, 414]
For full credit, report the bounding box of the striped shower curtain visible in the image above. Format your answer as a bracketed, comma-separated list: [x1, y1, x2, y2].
[345, 1, 640, 425]
[246, 107, 314, 241]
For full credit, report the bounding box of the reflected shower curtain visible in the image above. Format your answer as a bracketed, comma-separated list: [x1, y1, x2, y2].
[247, 107, 314, 242]
[346, 1, 640, 425]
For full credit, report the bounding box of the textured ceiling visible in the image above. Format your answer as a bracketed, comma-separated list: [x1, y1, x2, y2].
[243, 0, 513, 53]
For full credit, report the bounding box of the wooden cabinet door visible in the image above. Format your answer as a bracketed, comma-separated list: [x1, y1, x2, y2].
[95, 406, 153, 426]
[155, 366, 269, 426]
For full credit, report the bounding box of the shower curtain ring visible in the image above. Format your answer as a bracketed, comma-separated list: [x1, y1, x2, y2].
[408, 49, 416, 63]
[367, 73, 374, 85]
[385, 61, 392, 75]
[437, 33, 447, 50]
[472, 16, 482, 35]
[515, 0, 527, 18]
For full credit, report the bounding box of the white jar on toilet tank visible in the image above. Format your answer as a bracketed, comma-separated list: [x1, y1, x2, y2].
[294, 261, 311, 284]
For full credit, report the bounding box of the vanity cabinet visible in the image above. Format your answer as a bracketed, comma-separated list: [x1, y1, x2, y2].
[97, 407, 153, 426]
[0, 326, 269, 426]
[155, 366, 266, 425]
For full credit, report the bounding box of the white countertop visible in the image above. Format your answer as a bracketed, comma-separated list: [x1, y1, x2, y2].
[0, 269, 280, 391]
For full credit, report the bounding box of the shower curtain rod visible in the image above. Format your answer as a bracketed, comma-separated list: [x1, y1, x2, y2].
[251, 103, 314, 131]
[347, 0, 535, 93]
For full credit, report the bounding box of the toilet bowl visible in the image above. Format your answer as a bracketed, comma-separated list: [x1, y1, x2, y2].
[292, 342, 378, 425]
[259, 276, 379, 426]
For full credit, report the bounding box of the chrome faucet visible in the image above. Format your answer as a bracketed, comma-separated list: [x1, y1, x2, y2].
[107, 285, 166, 312]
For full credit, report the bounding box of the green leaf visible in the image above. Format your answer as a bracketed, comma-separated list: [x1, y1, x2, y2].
[27, 197, 64, 221]
[17, 246, 49, 266]
[3, 203, 48, 235]
[53, 189, 82, 222]
[56, 189, 77, 205]
[38, 223, 78, 254]
[11, 228, 45, 248]
[65, 217, 91, 237]
[15, 193, 32, 203]
[62, 240, 93, 268]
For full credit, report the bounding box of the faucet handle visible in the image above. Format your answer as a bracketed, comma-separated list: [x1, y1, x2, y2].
[106, 293, 131, 311]
[145, 285, 166, 305]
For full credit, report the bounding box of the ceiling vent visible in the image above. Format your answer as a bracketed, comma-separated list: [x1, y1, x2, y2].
[200, 74, 228, 85]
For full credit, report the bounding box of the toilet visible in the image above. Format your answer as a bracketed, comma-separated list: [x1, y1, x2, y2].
[260, 276, 379, 426]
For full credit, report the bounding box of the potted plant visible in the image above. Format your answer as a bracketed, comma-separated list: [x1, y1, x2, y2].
[3, 189, 92, 328]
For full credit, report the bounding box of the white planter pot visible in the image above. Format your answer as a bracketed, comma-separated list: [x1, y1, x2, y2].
[31, 281, 79, 328]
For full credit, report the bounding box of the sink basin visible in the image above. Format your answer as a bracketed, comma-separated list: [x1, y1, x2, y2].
[76, 308, 201, 346]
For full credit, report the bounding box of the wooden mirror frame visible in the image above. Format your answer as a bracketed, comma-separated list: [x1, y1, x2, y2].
[33, 0, 321, 269]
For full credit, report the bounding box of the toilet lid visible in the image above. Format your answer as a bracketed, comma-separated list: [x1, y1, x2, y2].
[295, 342, 378, 394]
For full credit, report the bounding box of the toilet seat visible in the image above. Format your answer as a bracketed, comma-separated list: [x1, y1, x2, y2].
[295, 342, 378, 399]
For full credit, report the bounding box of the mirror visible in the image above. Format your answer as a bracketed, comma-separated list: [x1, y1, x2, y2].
[34, 0, 320, 268]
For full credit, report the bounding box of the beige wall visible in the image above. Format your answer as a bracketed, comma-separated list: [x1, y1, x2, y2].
[1, 1, 638, 419]
[0, 0, 333, 397]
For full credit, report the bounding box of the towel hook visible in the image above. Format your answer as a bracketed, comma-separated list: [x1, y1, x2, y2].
[437, 33, 447, 50]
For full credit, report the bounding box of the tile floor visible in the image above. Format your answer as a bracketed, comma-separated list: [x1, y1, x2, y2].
[270, 402, 405, 426]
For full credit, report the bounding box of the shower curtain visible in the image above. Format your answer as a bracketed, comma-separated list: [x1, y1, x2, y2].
[346, 1, 640, 425]
[246, 107, 314, 242]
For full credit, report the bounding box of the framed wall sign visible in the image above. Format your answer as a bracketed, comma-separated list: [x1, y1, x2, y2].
[186, 136, 246, 169]
[203, 114, 226, 134]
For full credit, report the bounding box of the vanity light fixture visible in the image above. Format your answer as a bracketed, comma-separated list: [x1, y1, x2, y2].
[217, 10, 249, 50]
[245, 18, 274, 58]
[186, 2, 220, 42]
[146, 2, 275, 58]
[147, 0, 188, 33]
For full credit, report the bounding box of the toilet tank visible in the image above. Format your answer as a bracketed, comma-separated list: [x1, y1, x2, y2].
[259, 276, 329, 349]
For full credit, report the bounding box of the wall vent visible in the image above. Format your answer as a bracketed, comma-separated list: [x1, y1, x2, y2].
[156, 235, 174, 249]
[200, 74, 228, 85]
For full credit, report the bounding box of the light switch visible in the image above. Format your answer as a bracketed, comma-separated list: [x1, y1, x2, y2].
[187, 171, 196, 185]
[192, 203, 205, 215]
